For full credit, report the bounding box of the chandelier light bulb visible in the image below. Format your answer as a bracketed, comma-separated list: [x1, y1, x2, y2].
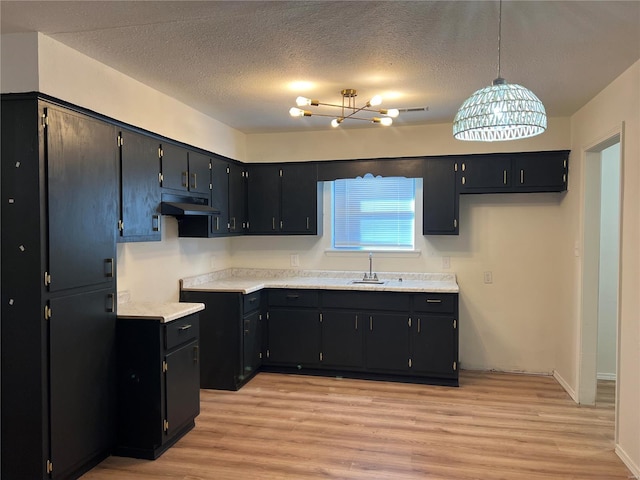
[331, 118, 343, 128]
[381, 108, 400, 118]
[296, 96, 312, 106]
[379, 117, 393, 126]
[289, 107, 303, 117]
[369, 95, 383, 106]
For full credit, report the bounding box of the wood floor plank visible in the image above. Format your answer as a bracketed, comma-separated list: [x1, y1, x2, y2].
[81, 371, 633, 480]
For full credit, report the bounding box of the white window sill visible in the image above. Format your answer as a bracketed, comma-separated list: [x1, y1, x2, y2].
[324, 249, 422, 258]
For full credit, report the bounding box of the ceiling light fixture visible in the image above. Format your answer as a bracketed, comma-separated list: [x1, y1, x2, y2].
[453, 0, 547, 141]
[290, 89, 399, 127]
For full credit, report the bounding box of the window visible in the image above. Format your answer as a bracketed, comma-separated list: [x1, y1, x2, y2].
[332, 174, 416, 250]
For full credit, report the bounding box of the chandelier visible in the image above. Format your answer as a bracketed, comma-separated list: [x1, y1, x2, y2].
[453, 0, 547, 141]
[289, 89, 399, 127]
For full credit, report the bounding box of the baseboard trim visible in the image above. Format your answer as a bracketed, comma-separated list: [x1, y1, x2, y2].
[597, 372, 617, 381]
[615, 445, 640, 479]
[552, 370, 578, 403]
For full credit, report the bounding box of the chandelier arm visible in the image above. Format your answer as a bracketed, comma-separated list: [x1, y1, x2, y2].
[497, 0, 502, 79]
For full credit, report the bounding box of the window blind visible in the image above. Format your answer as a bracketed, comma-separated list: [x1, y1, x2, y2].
[333, 175, 415, 250]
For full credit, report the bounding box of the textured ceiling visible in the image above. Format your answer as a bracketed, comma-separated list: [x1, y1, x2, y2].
[1, 1, 639, 133]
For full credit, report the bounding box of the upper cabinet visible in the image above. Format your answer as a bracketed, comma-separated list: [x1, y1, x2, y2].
[160, 144, 211, 197]
[246, 162, 321, 235]
[423, 157, 459, 235]
[457, 151, 569, 194]
[118, 130, 162, 242]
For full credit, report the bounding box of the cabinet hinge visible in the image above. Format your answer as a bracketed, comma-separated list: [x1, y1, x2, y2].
[279, 169, 283, 177]
[44, 304, 52, 321]
[319, 313, 323, 322]
[563, 159, 567, 169]
[158, 146, 163, 158]
[266, 312, 269, 320]
[158, 172, 164, 184]
[409, 358, 412, 368]
[226, 166, 230, 174]
[461, 176, 466, 185]
[461, 163, 466, 172]
[562, 174, 567, 183]
[46, 459, 53, 474]
[266, 349, 270, 358]
[243, 171, 248, 178]
[280, 220, 283, 229]
[259, 352, 263, 359]
[163, 419, 169, 432]
[408, 317, 411, 327]
[117, 134, 123, 147]
[162, 360, 168, 373]
[320, 352, 323, 362]
[453, 361, 457, 371]
[454, 219, 457, 228]
[118, 219, 124, 232]
[41, 113, 49, 128]
[259, 314, 262, 320]
[209, 162, 212, 170]
[454, 163, 458, 172]
[453, 319, 457, 329]
[44, 271, 51, 286]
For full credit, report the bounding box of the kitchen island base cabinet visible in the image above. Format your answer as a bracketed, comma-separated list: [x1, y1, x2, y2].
[115, 314, 200, 460]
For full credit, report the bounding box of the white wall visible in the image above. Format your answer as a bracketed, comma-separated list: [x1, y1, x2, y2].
[597, 143, 621, 380]
[561, 60, 639, 475]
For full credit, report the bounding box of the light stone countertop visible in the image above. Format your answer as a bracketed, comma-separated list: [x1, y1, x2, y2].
[117, 291, 205, 323]
[180, 268, 458, 294]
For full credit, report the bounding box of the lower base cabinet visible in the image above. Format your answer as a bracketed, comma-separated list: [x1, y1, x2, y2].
[115, 314, 200, 459]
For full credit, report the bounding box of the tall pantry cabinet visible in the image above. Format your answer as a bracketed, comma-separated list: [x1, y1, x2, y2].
[1, 94, 118, 480]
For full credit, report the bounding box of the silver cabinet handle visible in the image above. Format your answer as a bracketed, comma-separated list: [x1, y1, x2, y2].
[214, 216, 219, 231]
[306, 217, 310, 230]
[106, 293, 115, 313]
[418, 317, 421, 334]
[179, 324, 192, 331]
[104, 258, 114, 278]
[181, 171, 188, 188]
[426, 299, 441, 303]
[369, 316, 373, 331]
[272, 217, 276, 230]
[520, 169, 524, 184]
[355, 314, 358, 331]
[230, 217, 236, 231]
[503, 170, 507, 185]
[152, 214, 160, 232]
[190, 172, 197, 189]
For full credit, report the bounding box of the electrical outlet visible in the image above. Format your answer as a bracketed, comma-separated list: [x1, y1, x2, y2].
[290, 254, 299, 267]
[442, 256, 450, 269]
[483, 271, 493, 284]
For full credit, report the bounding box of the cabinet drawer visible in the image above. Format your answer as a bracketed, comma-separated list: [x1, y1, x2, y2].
[165, 315, 199, 350]
[412, 294, 456, 313]
[322, 291, 410, 311]
[268, 289, 319, 308]
[243, 292, 262, 313]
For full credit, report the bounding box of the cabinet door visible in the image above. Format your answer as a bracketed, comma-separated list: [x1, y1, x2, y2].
[423, 157, 459, 235]
[50, 289, 116, 479]
[187, 151, 212, 196]
[161, 143, 189, 192]
[365, 313, 410, 372]
[228, 162, 246, 233]
[120, 130, 161, 242]
[321, 310, 364, 369]
[459, 156, 511, 192]
[514, 153, 568, 191]
[266, 309, 320, 366]
[412, 315, 457, 376]
[46, 106, 118, 292]
[281, 163, 318, 234]
[242, 310, 262, 380]
[246, 164, 280, 233]
[165, 339, 200, 439]
[210, 157, 230, 235]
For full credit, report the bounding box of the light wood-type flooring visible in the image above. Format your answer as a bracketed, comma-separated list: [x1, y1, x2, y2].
[82, 372, 633, 480]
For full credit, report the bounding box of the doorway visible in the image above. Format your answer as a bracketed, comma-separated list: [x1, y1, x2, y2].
[578, 131, 622, 423]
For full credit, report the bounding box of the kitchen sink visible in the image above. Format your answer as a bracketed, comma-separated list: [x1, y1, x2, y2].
[349, 279, 387, 285]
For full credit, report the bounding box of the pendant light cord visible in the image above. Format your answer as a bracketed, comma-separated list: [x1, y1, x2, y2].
[497, 0, 502, 80]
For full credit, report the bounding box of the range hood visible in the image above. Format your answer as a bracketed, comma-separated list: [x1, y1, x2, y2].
[160, 194, 220, 217]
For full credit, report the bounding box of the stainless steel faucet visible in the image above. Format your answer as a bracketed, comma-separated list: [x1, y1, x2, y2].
[363, 252, 378, 281]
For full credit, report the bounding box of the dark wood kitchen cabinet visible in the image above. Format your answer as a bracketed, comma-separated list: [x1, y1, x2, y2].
[458, 155, 513, 192]
[118, 129, 162, 242]
[423, 157, 459, 235]
[228, 161, 247, 234]
[160, 143, 211, 197]
[179, 290, 262, 390]
[115, 314, 200, 459]
[264, 290, 321, 366]
[246, 162, 321, 235]
[513, 151, 568, 192]
[1, 94, 118, 480]
[319, 310, 365, 369]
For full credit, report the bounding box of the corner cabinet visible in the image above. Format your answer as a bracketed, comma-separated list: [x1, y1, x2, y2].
[1, 94, 118, 480]
[115, 314, 200, 459]
[180, 290, 263, 390]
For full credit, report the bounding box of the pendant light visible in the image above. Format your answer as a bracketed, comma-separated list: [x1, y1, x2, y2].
[453, 0, 547, 141]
